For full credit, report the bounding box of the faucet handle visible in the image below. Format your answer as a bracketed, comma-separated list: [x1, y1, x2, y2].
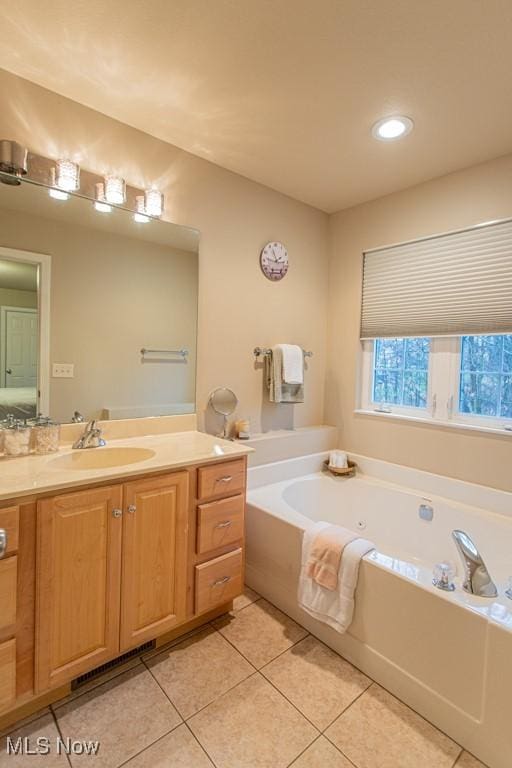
[433, 561, 456, 592]
[506, 578, 512, 600]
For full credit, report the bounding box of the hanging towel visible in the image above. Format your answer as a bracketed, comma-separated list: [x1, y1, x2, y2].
[265, 346, 304, 403]
[276, 344, 304, 385]
[298, 521, 374, 633]
[305, 524, 359, 590]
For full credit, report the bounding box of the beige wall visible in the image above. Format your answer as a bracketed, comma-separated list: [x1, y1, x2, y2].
[0, 69, 329, 433]
[326, 153, 512, 491]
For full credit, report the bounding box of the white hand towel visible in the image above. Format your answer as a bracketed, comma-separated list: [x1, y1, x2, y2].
[276, 344, 304, 385]
[298, 521, 374, 634]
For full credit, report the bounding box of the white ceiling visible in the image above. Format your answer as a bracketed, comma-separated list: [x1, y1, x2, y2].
[1, 0, 512, 212]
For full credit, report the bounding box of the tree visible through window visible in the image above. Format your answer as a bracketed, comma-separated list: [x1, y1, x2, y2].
[459, 335, 512, 418]
[372, 338, 430, 408]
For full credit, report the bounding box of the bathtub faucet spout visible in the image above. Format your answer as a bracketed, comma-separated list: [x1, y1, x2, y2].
[452, 530, 498, 598]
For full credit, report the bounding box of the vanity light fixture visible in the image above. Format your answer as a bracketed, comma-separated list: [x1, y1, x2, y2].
[94, 182, 112, 213]
[104, 175, 126, 205]
[372, 115, 414, 141]
[134, 195, 150, 223]
[54, 159, 80, 191]
[144, 188, 164, 218]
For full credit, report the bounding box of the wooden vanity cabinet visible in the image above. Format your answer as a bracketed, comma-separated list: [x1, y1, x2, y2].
[35, 471, 190, 691]
[35, 486, 123, 692]
[0, 455, 247, 722]
[120, 472, 188, 650]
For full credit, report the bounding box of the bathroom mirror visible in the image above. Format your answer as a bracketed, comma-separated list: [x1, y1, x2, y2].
[0, 176, 199, 423]
[208, 387, 238, 439]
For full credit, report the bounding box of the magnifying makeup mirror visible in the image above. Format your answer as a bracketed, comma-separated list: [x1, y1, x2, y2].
[208, 387, 238, 439]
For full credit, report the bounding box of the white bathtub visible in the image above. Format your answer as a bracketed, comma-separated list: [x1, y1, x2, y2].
[246, 452, 512, 768]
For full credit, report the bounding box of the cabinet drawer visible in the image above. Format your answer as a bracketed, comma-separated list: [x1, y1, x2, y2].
[197, 495, 244, 554]
[0, 507, 19, 557]
[0, 556, 17, 632]
[0, 639, 16, 714]
[195, 548, 243, 614]
[197, 460, 245, 500]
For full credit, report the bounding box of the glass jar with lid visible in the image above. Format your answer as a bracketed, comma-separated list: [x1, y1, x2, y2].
[0, 414, 16, 454]
[30, 415, 61, 455]
[3, 420, 31, 457]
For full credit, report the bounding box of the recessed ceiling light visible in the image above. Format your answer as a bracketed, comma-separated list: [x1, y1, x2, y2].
[372, 115, 414, 141]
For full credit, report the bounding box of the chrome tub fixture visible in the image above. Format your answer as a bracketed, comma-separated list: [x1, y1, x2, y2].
[0, 139, 28, 184]
[452, 530, 498, 598]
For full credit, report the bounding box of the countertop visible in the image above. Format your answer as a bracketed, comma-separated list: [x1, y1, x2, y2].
[0, 430, 253, 501]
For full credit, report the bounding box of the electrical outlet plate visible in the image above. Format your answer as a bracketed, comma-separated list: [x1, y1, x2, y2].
[52, 363, 74, 378]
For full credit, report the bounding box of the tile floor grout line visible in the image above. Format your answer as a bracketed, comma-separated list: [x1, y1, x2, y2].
[319, 680, 374, 733]
[115, 723, 187, 768]
[253, 670, 321, 736]
[143, 650, 259, 723]
[285, 732, 324, 767]
[183, 720, 220, 768]
[49, 706, 73, 768]
[184, 671, 260, 724]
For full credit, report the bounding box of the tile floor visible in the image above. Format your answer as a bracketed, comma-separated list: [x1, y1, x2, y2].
[0, 588, 487, 768]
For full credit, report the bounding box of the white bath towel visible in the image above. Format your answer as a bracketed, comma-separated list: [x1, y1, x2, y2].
[276, 344, 304, 385]
[265, 346, 304, 403]
[298, 521, 374, 633]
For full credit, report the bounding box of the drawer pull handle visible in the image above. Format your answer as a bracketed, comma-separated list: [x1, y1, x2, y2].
[215, 520, 233, 529]
[0, 529, 6, 559]
[213, 575, 231, 587]
[216, 475, 233, 484]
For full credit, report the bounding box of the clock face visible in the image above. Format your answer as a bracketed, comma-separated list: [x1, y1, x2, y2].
[260, 241, 289, 281]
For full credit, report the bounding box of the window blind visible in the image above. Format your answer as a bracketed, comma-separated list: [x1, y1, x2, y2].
[360, 218, 512, 339]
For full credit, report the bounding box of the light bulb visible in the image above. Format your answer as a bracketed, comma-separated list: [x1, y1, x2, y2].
[49, 188, 68, 201]
[144, 189, 163, 218]
[134, 195, 150, 223]
[94, 182, 112, 213]
[54, 159, 80, 191]
[372, 116, 414, 141]
[104, 175, 126, 205]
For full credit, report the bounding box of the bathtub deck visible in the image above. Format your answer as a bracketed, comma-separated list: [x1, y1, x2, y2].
[0, 588, 484, 768]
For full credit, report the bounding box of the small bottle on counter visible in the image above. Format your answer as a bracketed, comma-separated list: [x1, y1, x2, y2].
[31, 415, 61, 454]
[3, 420, 32, 457]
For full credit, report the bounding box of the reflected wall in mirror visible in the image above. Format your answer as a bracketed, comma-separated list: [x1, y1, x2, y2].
[0, 256, 39, 419]
[0, 178, 199, 423]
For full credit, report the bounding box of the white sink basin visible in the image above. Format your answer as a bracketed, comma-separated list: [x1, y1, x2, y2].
[51, 447, 156, 470]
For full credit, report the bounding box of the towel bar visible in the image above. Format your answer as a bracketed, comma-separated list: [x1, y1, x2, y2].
[253, 346, 313, 358]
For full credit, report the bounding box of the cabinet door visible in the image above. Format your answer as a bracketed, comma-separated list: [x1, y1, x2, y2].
[35, 486, 123, 692]
[120, 472, 189, 651]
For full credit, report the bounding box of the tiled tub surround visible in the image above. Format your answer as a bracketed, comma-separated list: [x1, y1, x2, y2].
[246, 453, 512, 768]
[0, 589, 483, 768]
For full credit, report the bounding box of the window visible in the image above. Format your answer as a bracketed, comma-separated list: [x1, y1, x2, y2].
[372, 338, 430, 409]
[459, 335, 512, 419]
[360, 333, 512, 432]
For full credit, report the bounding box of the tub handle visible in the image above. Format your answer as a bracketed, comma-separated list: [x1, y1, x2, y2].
[213, 575, 231, 587]
[215, 520, 232, 529]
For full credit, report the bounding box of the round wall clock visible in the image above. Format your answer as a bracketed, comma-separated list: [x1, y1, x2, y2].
[260, 241, 289, 281]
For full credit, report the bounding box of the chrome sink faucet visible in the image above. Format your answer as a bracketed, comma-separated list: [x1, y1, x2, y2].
[452, 530, 498, 598]
[72, 420, 106, 449]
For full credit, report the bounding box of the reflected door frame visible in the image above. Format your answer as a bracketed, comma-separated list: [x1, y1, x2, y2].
[0, 246, 51, 416]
